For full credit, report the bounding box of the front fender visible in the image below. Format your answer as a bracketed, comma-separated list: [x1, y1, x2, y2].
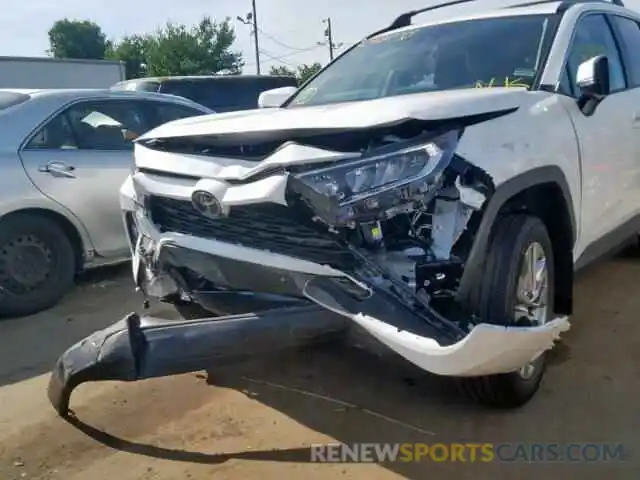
[454, 92, 580, 315]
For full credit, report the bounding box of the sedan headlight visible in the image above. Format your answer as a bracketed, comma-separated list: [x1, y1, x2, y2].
[293, 129, 460, 225]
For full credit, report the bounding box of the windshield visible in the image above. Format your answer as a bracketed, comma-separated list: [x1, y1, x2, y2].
[287, 14, 556, 107]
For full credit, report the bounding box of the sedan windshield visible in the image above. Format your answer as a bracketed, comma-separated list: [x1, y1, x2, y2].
[287, 14, 555, 107]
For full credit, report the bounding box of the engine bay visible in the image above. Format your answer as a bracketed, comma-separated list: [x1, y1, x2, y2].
[283, 124, 496, 321]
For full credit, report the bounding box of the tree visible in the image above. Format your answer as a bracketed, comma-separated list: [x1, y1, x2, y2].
[269, 65, 296, 78]
[296, 63, 322, 84]
[269, 63, 322, 85]
[105, 35, 149, 79]
[48, 19, 108, 59]
[144, 17, 243, 77]
[107, 17, 243, 79]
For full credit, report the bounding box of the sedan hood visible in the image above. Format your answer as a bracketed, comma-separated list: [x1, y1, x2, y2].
[137, 87, 527, 143]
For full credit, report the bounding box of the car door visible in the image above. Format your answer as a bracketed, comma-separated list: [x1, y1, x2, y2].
[19, 98, 208, 259]
[557, 13, 635, 247]
[607, 14, 640, 218]
[19, 99, 152, 258]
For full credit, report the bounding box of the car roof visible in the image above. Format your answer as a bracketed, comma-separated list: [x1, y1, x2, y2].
[374, 4, 560, 38]
[0, 87, 195, 101]
[0, 88, 211, 116]
[369, 0, 631, 40]
[117, 75, 296, 84]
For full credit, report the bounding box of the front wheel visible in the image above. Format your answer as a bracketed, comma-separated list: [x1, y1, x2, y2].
[457, 214, 554, 408]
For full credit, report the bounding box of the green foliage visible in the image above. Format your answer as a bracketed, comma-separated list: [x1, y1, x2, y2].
[47, 19, 108, 59]
[105, 35, 149, 79]
[50, 16, 243, 79]
[269, 65, 297, 77]
[269, 62, 323, 84]
[121, 17, 243, 78]
[297, 62, 322, 84]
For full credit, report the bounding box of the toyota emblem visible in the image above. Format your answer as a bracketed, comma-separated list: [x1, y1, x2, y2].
[191, 190, 223, 218]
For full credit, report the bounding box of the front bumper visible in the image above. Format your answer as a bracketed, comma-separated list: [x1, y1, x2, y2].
[48, 306, 347, 417]
[48, 182, 570, 417]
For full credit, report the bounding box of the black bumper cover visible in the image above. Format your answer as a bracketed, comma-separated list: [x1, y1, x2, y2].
[49, 239, 466, 418]
[47, 305, 347, 417]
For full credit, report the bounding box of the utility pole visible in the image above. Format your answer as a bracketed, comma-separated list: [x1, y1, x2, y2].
[251, 0, 260, 74]
[322, 18, 343, 62]
[237, 0, 261, 75]
[324, 18, 334, 61]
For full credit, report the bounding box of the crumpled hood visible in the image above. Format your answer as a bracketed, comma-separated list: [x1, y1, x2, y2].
[137, 87, 528, 142]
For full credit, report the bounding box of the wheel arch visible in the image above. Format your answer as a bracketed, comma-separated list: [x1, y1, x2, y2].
[458, 165, 576, 316]
[0, 208, 87, 273]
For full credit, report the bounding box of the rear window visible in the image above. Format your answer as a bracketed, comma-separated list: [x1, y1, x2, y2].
[159, 77, 298, 111]
[0, 91, 30, 111]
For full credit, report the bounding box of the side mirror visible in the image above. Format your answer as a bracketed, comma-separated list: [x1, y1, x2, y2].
[258, 86, 297, 108]
[576, 55, 610, 115]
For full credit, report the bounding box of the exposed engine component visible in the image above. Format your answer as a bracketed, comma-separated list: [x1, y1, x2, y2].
[306, 154, 495, 313]
[429, 185, 475, 260]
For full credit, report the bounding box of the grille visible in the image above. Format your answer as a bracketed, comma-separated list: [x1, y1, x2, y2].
[148, 196, 356, 269]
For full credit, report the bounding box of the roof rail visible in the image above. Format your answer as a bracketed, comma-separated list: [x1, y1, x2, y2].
[505, 0, 624, 9]
[555, 0, 623, 11]
[505, 0, 564, 8]
[366, 0, 482, 39]
[366, 0, 625, 40]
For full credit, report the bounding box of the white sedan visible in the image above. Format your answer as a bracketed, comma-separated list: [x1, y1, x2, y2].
[0, 88, 211, 317]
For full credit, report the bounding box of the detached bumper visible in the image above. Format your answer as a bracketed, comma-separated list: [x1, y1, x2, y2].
[48, 305, 347, 417]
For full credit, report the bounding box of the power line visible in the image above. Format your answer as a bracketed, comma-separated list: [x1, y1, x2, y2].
[256, 27, 314, 52]
[244, 45, 323, 68]
[260, 51, 298, 68]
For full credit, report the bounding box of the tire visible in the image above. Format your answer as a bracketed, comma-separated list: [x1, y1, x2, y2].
[457, 214, 555, 409]
[0, 213, 76, 318]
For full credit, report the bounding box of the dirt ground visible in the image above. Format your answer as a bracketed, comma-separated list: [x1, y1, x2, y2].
[0, 254, 638, 480]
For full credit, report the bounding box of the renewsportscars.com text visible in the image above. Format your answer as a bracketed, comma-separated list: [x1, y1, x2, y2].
[310, 442, 628, 463]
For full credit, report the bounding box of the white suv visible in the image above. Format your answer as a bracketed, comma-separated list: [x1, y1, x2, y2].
[48, 0, 640, 415]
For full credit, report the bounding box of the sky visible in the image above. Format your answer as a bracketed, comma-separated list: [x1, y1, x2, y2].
[3, 0, 640, 74]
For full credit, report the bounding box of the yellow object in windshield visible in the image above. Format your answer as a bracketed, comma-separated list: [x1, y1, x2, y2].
[474, 77, 530, 88]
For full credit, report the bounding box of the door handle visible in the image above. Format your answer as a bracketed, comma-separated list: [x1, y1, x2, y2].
[38, 161, 76, 178]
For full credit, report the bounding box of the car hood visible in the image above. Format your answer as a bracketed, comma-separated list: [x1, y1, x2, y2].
[137, 87, 528, 143]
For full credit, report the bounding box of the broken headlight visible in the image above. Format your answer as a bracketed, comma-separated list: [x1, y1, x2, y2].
[293, 129, 460, 225]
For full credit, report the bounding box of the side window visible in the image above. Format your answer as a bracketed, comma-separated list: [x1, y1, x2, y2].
[25, 114, 77, 150]
[610, 15, 640, 88]
[163, 81, 255, 111]
[213, 82, 262, 110]
[160, 82, 206, 105]
[566, 14, 626, 94]
[149, 102, 206, 128]
[65, 100, 149, 150]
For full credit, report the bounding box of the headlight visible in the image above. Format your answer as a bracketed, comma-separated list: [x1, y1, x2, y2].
[293, 129, 460, 225]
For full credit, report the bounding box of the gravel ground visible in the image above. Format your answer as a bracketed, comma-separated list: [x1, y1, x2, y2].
[0, 254, 638, 480]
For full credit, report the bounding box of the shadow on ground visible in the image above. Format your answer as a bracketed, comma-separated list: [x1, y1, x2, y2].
[2, 251, 639, 479]
[59, 254, 640, 479]
[0, 263, 144, 386]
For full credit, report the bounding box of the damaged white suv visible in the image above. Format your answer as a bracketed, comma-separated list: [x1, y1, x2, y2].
[48, 0, 640, 415]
